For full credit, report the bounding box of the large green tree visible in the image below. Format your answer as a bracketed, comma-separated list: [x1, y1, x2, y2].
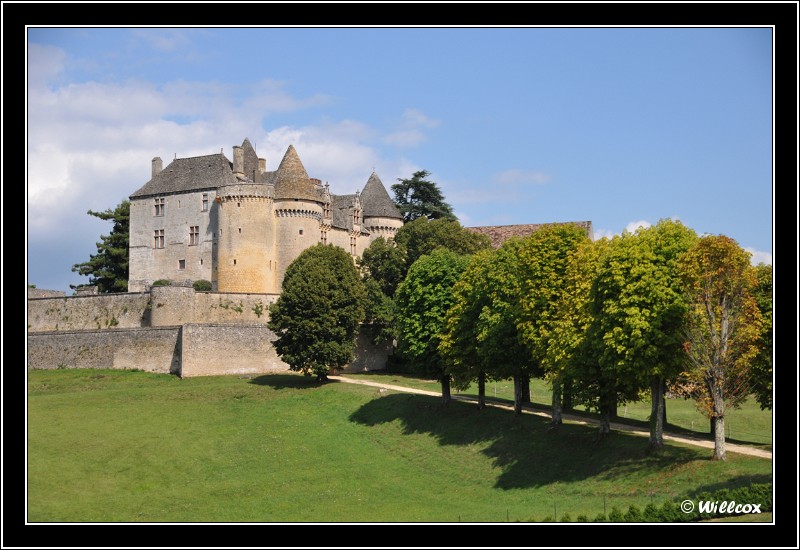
[395, 249, 469, 403]
[589, 220, 697, 451]
[676, 235, 763, 460]
[391, 169, 456, 222]
[71, 200, 130, 293]
[394, 217, 492, 275]
[514, 224, 591, 426]
[471, 239, 536, 415]
[439, 249, 496, 409]
[268, 244, 366, 382]
[748, 263, 773, 410]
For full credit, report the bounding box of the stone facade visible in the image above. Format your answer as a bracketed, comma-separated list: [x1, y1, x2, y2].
[128, 139, 404, 293]
[467, 221, 594, 249]
[27, 288, 386, 377]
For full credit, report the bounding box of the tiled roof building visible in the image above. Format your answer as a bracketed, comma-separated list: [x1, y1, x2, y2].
[128, 138, 403, 294]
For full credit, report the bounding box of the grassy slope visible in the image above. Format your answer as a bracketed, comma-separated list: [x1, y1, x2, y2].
[27, 369, 772, 523]
[344, 372, 773, 447]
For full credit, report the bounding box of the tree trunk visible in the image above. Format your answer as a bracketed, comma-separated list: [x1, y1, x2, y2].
[551, 378, 563, 427]
[712, 416, 726, 460]
[598, 403, 611, 436]
[513, 373, 523, 415]
[562, 379, 574, 410]
[647, 376, 665, 453]
[441, 375, 451, 405]
[521, 373, 531, 404]
[477, 372, 486, 410]
[710, 417, 715, 437]
[662, 394, 667, 426]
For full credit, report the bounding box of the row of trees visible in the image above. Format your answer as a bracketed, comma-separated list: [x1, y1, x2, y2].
[268, 212, 771, 461]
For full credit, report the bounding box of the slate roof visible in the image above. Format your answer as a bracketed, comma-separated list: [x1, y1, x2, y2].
[467, 221, 594, 248]
[360, 172, 402, 219]
[130, 154, 237, 198]
[273, 145, 322, 202]
[331, 194, 356, 230]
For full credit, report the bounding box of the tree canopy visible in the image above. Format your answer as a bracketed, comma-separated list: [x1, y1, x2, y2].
[391, 169, 456, 222]
[675, 235, 763, 460]
[395, 248, 469, 403]
[268, 244, 366, 381]
[71, 200, 130, 293]
[748, 263, 773, 410]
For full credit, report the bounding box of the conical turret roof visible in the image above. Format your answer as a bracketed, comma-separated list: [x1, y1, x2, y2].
[273, 145, 321, 201]
[360, 172, 402, 219]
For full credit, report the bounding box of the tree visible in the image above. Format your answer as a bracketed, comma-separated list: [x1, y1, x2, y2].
[394, 217, 492, 276]
[514, 224, 591, 426]
[395, 249, 469, 403]
[676, 235, 763, 460]
[358, 236, 407, 298]
[267, 244, 366, 382]
[470, 239, 536, 415]
[586, 220, 697, 451]
[71, 200, 130, 293]
[439, 249, 496, 409]
[391, 169, 456, 222]
[748, 263, 773, 410]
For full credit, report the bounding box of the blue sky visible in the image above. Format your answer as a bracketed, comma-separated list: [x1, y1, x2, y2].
[26, 26, 774, 293]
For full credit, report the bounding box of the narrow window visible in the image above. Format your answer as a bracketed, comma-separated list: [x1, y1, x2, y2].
[189, 226, 199, 246]
[178, 259, 186, 270]
[238, 228, 242, 234]
[202, 193, 209, 211]
[233, 259, 237, 265]
[154, 229, 164, 249]
[154, 197, 165, 217]
[200, 258, 204, 266]
[320, 230, 327, 245]
[353, 208, 360, 225]
[350, 236, 356, 255]
[299, 229, 304, 236]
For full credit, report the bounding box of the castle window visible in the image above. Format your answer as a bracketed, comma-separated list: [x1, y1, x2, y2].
[324, 202, 331, 218]
[237, 202, 241, 208]
[353, 208, 360, 225]
[200, 258, 204, 266]
[321, 230, 327, 245]
[299, 229, 304, 236]
[178, 259, 186, 270]
[154, 197, 165, 217]
[202, 193, 209, 211]
[238, 228, 242, 234]
[233, 259, 237, 265]
[350, 236, 356, 255]
[189, 226, 199, 246]
[154, 229, 164, 249]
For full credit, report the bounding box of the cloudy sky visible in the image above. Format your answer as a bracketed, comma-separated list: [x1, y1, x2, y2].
[26, 26, 773, 293]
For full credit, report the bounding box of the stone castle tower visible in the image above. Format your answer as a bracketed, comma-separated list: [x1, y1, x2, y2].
[128, 138, 403, 294]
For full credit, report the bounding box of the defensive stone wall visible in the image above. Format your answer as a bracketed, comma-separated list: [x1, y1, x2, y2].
[27, 288, 279, 332]
[27, 293, 151, 332]
[27, 289, 387, 377]
[27, 327, 181, 374]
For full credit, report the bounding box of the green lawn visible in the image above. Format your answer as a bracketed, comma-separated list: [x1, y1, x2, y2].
[343, 372, 773, 448]
[28, 369, 772, 523]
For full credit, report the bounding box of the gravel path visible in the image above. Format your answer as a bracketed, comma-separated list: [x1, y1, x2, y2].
[329, 375, 772, 460]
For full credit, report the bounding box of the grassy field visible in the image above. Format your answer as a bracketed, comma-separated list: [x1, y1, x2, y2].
[27, 369, 772, 523]
[343, 372, 773, 448]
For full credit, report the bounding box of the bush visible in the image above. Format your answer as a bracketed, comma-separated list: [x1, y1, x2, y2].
[193, 279, 213, 291]
[593, 513, 607, 523]
[607, 506, 624, 522]
[623, 505, 642, 522]
[559, 512, 572, 522]
[151, 279, 172, 287]
[575, 514, 589, 523]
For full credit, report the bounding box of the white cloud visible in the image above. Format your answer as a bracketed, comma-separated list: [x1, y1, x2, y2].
[625, 220, 652, 234]
[744, 247, 772, 266]
[382, 108, 441, 148]
[593, 228, 616, 241]
[492, 169, 551, 185]
[130, 28, 193, 52]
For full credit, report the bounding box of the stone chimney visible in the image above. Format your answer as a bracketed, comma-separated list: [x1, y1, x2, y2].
[152, 157, 163, 178]
[233, 145, 244, 178]
[258, 157, 266, 174]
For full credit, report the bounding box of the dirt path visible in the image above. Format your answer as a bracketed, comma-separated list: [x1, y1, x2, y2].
[328, 375, 772, 460]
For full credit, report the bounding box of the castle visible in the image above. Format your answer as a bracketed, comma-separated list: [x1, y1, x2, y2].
[128, 138, 403, 294]
[28, 137, 594, 378]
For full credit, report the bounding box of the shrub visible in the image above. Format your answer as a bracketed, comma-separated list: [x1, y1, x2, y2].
[623, 505, 642, 522]
[193, 279, 213, 291]
[152, 279, 171, 287]
[593, 513, 607, 523]
[576, 514, 589, 523]
[607, 506, 624, 522]
[559, 512, 572, 522]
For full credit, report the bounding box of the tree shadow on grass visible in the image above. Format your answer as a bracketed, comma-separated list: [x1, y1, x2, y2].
[686, 474, 773, 498]
[248, 373, 326, 390]
[349, 393, 709, 491]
